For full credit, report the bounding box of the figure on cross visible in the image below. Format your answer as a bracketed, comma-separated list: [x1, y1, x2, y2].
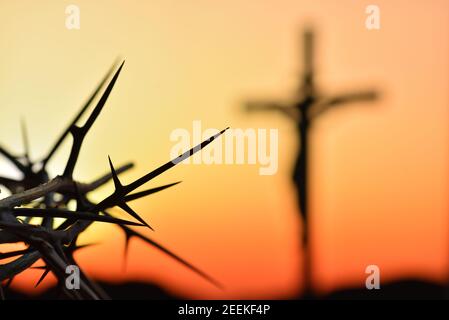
[245, 27, 379, 296]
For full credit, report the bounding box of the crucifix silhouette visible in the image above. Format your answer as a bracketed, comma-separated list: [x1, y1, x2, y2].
[245, 27, 379, 296]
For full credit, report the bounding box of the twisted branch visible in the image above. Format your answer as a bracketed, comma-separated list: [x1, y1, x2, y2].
[0, 61, 227, 299]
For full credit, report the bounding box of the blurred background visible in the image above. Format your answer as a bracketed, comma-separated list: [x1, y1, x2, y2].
[0, 0, 448, 299]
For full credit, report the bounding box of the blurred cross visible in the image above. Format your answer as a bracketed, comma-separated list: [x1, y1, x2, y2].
[245, 27, 379, 296]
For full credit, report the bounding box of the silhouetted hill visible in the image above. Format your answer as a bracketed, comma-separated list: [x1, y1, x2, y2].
[323, 278, 447, 300]
[2, 281, 180, 300]
[3, 278, 448, 300]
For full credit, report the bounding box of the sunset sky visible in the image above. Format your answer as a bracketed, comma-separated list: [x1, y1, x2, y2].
[0, 0, 448, 299]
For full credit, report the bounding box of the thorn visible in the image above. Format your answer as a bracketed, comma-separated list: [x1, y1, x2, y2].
[30, 266, 47, 270]
[118, 202, 153, 230]
[63, 61, 126, 178]
[108, 156, 123, 189]
[42, 60, 122, 168]
[125, 127, 229, 195]
[124, 181, 182, 202]
[20, 117, 31, 165]
[122, 232, 132, 272]
[35, 268, 51, 288]
[4, 277, 13, 289]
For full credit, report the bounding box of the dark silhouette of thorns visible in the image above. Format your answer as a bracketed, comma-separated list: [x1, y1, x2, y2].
[0, 61, 227, 299]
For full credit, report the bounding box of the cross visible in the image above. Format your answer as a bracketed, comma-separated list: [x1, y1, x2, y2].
[245, 27, 379, 296]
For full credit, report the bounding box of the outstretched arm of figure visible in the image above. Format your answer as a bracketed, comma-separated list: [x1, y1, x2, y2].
[309, 90, 378, 120]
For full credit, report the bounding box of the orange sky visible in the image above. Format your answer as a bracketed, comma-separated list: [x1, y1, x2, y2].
[0, 0, 448, 299]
